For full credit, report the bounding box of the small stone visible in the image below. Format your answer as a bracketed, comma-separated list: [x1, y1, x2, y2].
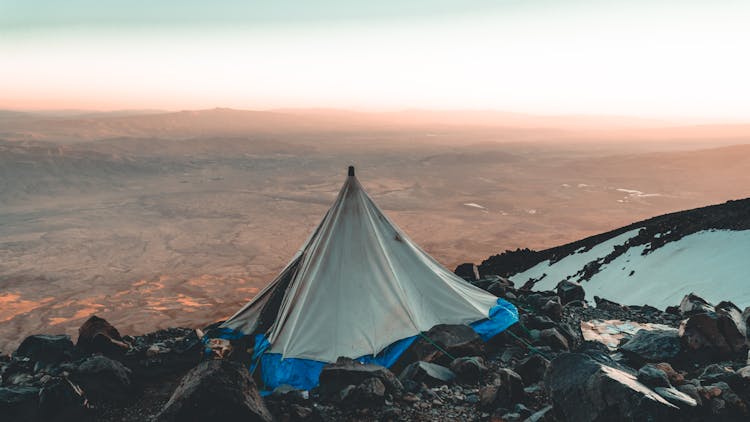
[637, 364, 671, 388]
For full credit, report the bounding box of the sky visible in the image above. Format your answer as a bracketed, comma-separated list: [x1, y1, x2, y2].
[1, 0, 750, 120]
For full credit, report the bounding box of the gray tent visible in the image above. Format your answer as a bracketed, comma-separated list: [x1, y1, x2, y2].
[219, 166, 517, 389]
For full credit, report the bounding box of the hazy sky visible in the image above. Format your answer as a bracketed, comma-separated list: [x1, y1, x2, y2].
[2, 0, 749, 119]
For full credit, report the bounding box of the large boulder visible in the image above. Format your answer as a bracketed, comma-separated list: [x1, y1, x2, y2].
[0, 386, 41, 422]
[399, 361, 455, 386]
[514, 354, 550, 384]
[15, 335, 76, 364]
[679, 311, 747, 362]
[71, 355, 132, 403]
[545, 353, 680, 422]
[619, 329, 683, 366]
[76, 316, 130, 355]
[402, 324, 484, 366]
[318, 357, 403, 401]
[38, 378, 88, 421]
[454, 263, 480, 281]
[557, 281, 585, 305]
[157, 360, 272, 422]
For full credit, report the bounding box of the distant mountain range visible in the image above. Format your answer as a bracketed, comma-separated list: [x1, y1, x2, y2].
[479, 198, 750, 308]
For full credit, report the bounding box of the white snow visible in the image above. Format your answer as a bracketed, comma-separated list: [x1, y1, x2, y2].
[463, 203, 486, 210]
[511, 228, 642, 290]
[514, 229, 750, 309]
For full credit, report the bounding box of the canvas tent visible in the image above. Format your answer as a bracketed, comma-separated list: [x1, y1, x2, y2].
[218, 166, 518, 390]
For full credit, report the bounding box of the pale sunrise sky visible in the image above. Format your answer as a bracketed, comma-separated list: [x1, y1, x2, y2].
[1, 0, 749, 120]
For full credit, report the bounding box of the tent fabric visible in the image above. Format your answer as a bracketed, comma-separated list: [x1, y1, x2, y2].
[221, 167, 518, 389]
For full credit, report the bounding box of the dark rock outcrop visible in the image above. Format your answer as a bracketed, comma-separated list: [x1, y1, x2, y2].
[557, 281, 585, 305]
[454, 263, 480, 281]
[156, 359, 272, 422]
[318, 357, 403, 401]
[71, 355, 132, 403]
[399, 361, 455, 386]
[619, 329, 683, 366]
[402, 324, 484, 366]
[14, 335, 76, 364]
[545, 352, 679, 421]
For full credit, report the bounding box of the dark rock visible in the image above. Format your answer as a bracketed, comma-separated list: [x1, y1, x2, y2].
[545, 353, 679, 422]
[318, 357, 402, 400]
[521, 314, 557, 331]
[514, 354, 550, 385]
[15, 335, 75, 364]
[344, 377, 386, 407]
[449, 356, 487, 384]
[0, 386, 41, 422]
[76, 316, 130, 355]
[699, 364, 744, 390]
[403, 324, 484, 366]
[455, 263, 480, 281]
[541, 298, 563, 321]
[594, 296, 627, 311]
[557, 280, 585, 305]
[676, 383, 702, 407]
[665, 306, 681, 315]
[565, 299, 587, 308]
[525, 405, 554, 422]
[157, 359, 272, 422]
[653, 362, 684, 386]
[479, 368, 524, 409]
[399, 361, 455, 386]
[619, 329, 682, 366]
[637, 364, 671, 388]
[702, 381, 749, 421]
[71, 355, 132, 403]
[38, 378, 88, 421]
[539, 328, 569, 351]
[678, 293, 714, 315]
[679, 311, 747, 361]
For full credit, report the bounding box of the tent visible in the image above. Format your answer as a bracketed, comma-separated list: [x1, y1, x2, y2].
[218, 166, 518, 390]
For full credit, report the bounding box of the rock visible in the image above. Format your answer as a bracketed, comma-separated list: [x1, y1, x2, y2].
[619, 329, 682, 366]
[594, 296, 627, 312]
[38, 378, 88, 421]
[514, 354, 550, 385]
[525, 405, 554, 422]
[676, 383, 702, 407]
[522, 314, 557, 330]
[652, 386, 697, 408]
[545, 353, 679, 422]
[541, 298, 563, 321]
[455, 263, 480, 281]
[738, 365, 750, 381]
[157, 360, 272, 422]
[479, 368, 524, 409]
[539, 328, 569, 351]
[679, 311, 747, 361]
[0, 386, 41, 421]
[637, 364, 671, 388]
[76, 316, 130, 355]
[654, 362, 684, 386]
[71, 355, 132, 403]
[557, 281, 585, 305]
[14, 335, 76, 364]
[404, 324, 484, 365]
[318, 357, 402, 400]
[699, 364, 744, 390]
[343, 377, 386, 407]
[678, 293, 714, 315]
[270, 384, 307, 402]
[399, 361, 455, 386]
[449, 356, 487, 384]
[702, 381, 749, 420]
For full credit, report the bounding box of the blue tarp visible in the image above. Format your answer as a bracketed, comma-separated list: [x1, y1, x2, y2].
[244, 298, 519, 391]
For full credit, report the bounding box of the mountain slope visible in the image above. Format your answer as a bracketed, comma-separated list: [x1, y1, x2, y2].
[479, 198, 750, 308]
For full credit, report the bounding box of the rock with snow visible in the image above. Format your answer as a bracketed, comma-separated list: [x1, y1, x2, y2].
[679, 293, 715, 315]
[156, 359, 272, 422]
[545, 353, 679, 422]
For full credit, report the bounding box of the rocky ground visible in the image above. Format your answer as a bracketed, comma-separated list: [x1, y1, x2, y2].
[2, 275, 750, 421]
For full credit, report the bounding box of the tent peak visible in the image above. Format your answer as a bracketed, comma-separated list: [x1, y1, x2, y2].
[348, 166, 355, 177]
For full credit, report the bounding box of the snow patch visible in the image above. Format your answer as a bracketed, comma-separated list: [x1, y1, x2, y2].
[463, 203, 486, 210]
